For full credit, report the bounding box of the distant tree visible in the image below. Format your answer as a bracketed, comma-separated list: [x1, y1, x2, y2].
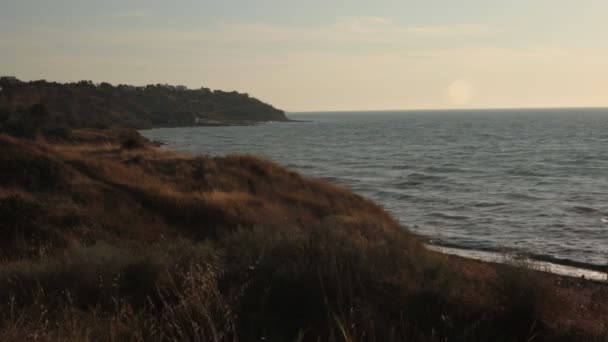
[99, 82, 113, 90]
[77, 80, 94, 87]
[29, 80, 48, 88]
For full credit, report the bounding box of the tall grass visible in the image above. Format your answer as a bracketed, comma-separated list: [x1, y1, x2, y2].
[0, 225, 601, 341]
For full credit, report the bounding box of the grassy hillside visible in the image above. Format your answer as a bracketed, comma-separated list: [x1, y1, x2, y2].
[0, 130, 606, 341]
[0, 79, 287, 136]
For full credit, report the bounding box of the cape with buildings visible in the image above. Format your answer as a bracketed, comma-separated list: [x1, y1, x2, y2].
[0, 76, 287, 136]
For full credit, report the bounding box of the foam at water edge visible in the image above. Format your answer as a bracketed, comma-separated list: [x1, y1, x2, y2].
[427, 245, 607, 282]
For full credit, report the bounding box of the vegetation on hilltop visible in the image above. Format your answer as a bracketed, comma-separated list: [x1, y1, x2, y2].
[0, 78, 287, 136]
[0, 130, 606, 341]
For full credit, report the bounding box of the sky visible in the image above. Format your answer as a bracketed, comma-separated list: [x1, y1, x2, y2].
[1, 0, 607, 111]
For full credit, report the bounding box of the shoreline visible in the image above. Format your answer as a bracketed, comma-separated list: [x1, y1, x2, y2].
[416, 235, 607, 274]
[427, 245, 607, 282]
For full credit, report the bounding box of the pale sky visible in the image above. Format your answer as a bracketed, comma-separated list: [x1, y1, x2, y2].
[1, 0, 607, 111]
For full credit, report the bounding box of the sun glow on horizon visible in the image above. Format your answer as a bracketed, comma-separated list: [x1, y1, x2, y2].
[448, 79, 474, 106]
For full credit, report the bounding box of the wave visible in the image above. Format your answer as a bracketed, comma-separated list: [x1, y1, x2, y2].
[569, 206, 599, 214]
[474, 132, 507, 140]
[393, 172, 448, 187]
[474, 201, 507, 208]
[506, 168, 548, 177]
[389, 164, 414, 170]
[370, 188, 413, 201]
[504, 192, 545, 201]
[423, 165, 465, 173]
[428, 212, 470, 221]
[407, 172, 445, 181]
[287, 163, 316, 170]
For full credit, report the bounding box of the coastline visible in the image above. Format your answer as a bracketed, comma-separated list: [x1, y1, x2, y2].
[414, 234, 607, 279]
[143, 118, 310, 130]
[427, 245, 607, 282]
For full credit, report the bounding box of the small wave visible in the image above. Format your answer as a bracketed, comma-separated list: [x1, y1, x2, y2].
[321, 176, 347, 184]
[407, 172, 445, 181]
[393, 173, 447, 187]
[569, 206, 599, 214]
[505, 193, 545, 201]
[474, 202, 507, 208]
[428, 212, 470, 221]
[389, 164, 413, 170]
[397, 193, 417, 201]
[506, 168, 547, 177]
[601, 217, 608, 224]
[288, 163, 315, 170]
[394, 181, 423, 187]
[476, 132, 506, 139]
[370, 188, 412, 201]
[424, 165, 464, 173]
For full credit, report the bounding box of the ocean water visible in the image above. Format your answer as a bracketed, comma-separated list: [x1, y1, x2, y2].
[142, 109, 608, 270]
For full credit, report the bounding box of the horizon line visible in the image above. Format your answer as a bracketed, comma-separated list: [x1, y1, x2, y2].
[287, 106, 608, 114]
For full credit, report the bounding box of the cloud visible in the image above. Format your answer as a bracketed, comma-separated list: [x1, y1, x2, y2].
[332, 16, 392, 33]
[109, 9, 155, 19]
[7, 16, 500, 51]
[402, 24, 502, 37]
[206, 17, 502, 44]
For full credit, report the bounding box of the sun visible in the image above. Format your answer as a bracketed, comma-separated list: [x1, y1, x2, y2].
[448, 79, 474, 106]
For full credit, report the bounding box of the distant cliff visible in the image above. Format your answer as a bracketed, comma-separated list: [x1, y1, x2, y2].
[0, 78, 287, 135]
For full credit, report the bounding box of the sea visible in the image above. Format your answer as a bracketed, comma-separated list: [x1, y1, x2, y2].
[141, 108, 608, 275]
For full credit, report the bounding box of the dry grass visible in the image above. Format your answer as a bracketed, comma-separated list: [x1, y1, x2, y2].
[0, 130, 606, 341]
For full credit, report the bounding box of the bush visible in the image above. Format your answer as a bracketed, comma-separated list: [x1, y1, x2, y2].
[118, 129, 149, 149]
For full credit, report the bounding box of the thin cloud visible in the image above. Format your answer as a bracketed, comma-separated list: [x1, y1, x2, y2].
[403, 24, 503, 37]
[109, 9, 156, 19]
[15, 17, 502, 49]
[211, 17, 502, 44]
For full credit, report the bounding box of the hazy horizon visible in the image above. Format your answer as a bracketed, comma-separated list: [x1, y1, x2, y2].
[2, 0, 608, 111]
[288, 106, 608, 114]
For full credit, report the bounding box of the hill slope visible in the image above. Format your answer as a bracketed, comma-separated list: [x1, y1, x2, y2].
[0, 131, 606, 341]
